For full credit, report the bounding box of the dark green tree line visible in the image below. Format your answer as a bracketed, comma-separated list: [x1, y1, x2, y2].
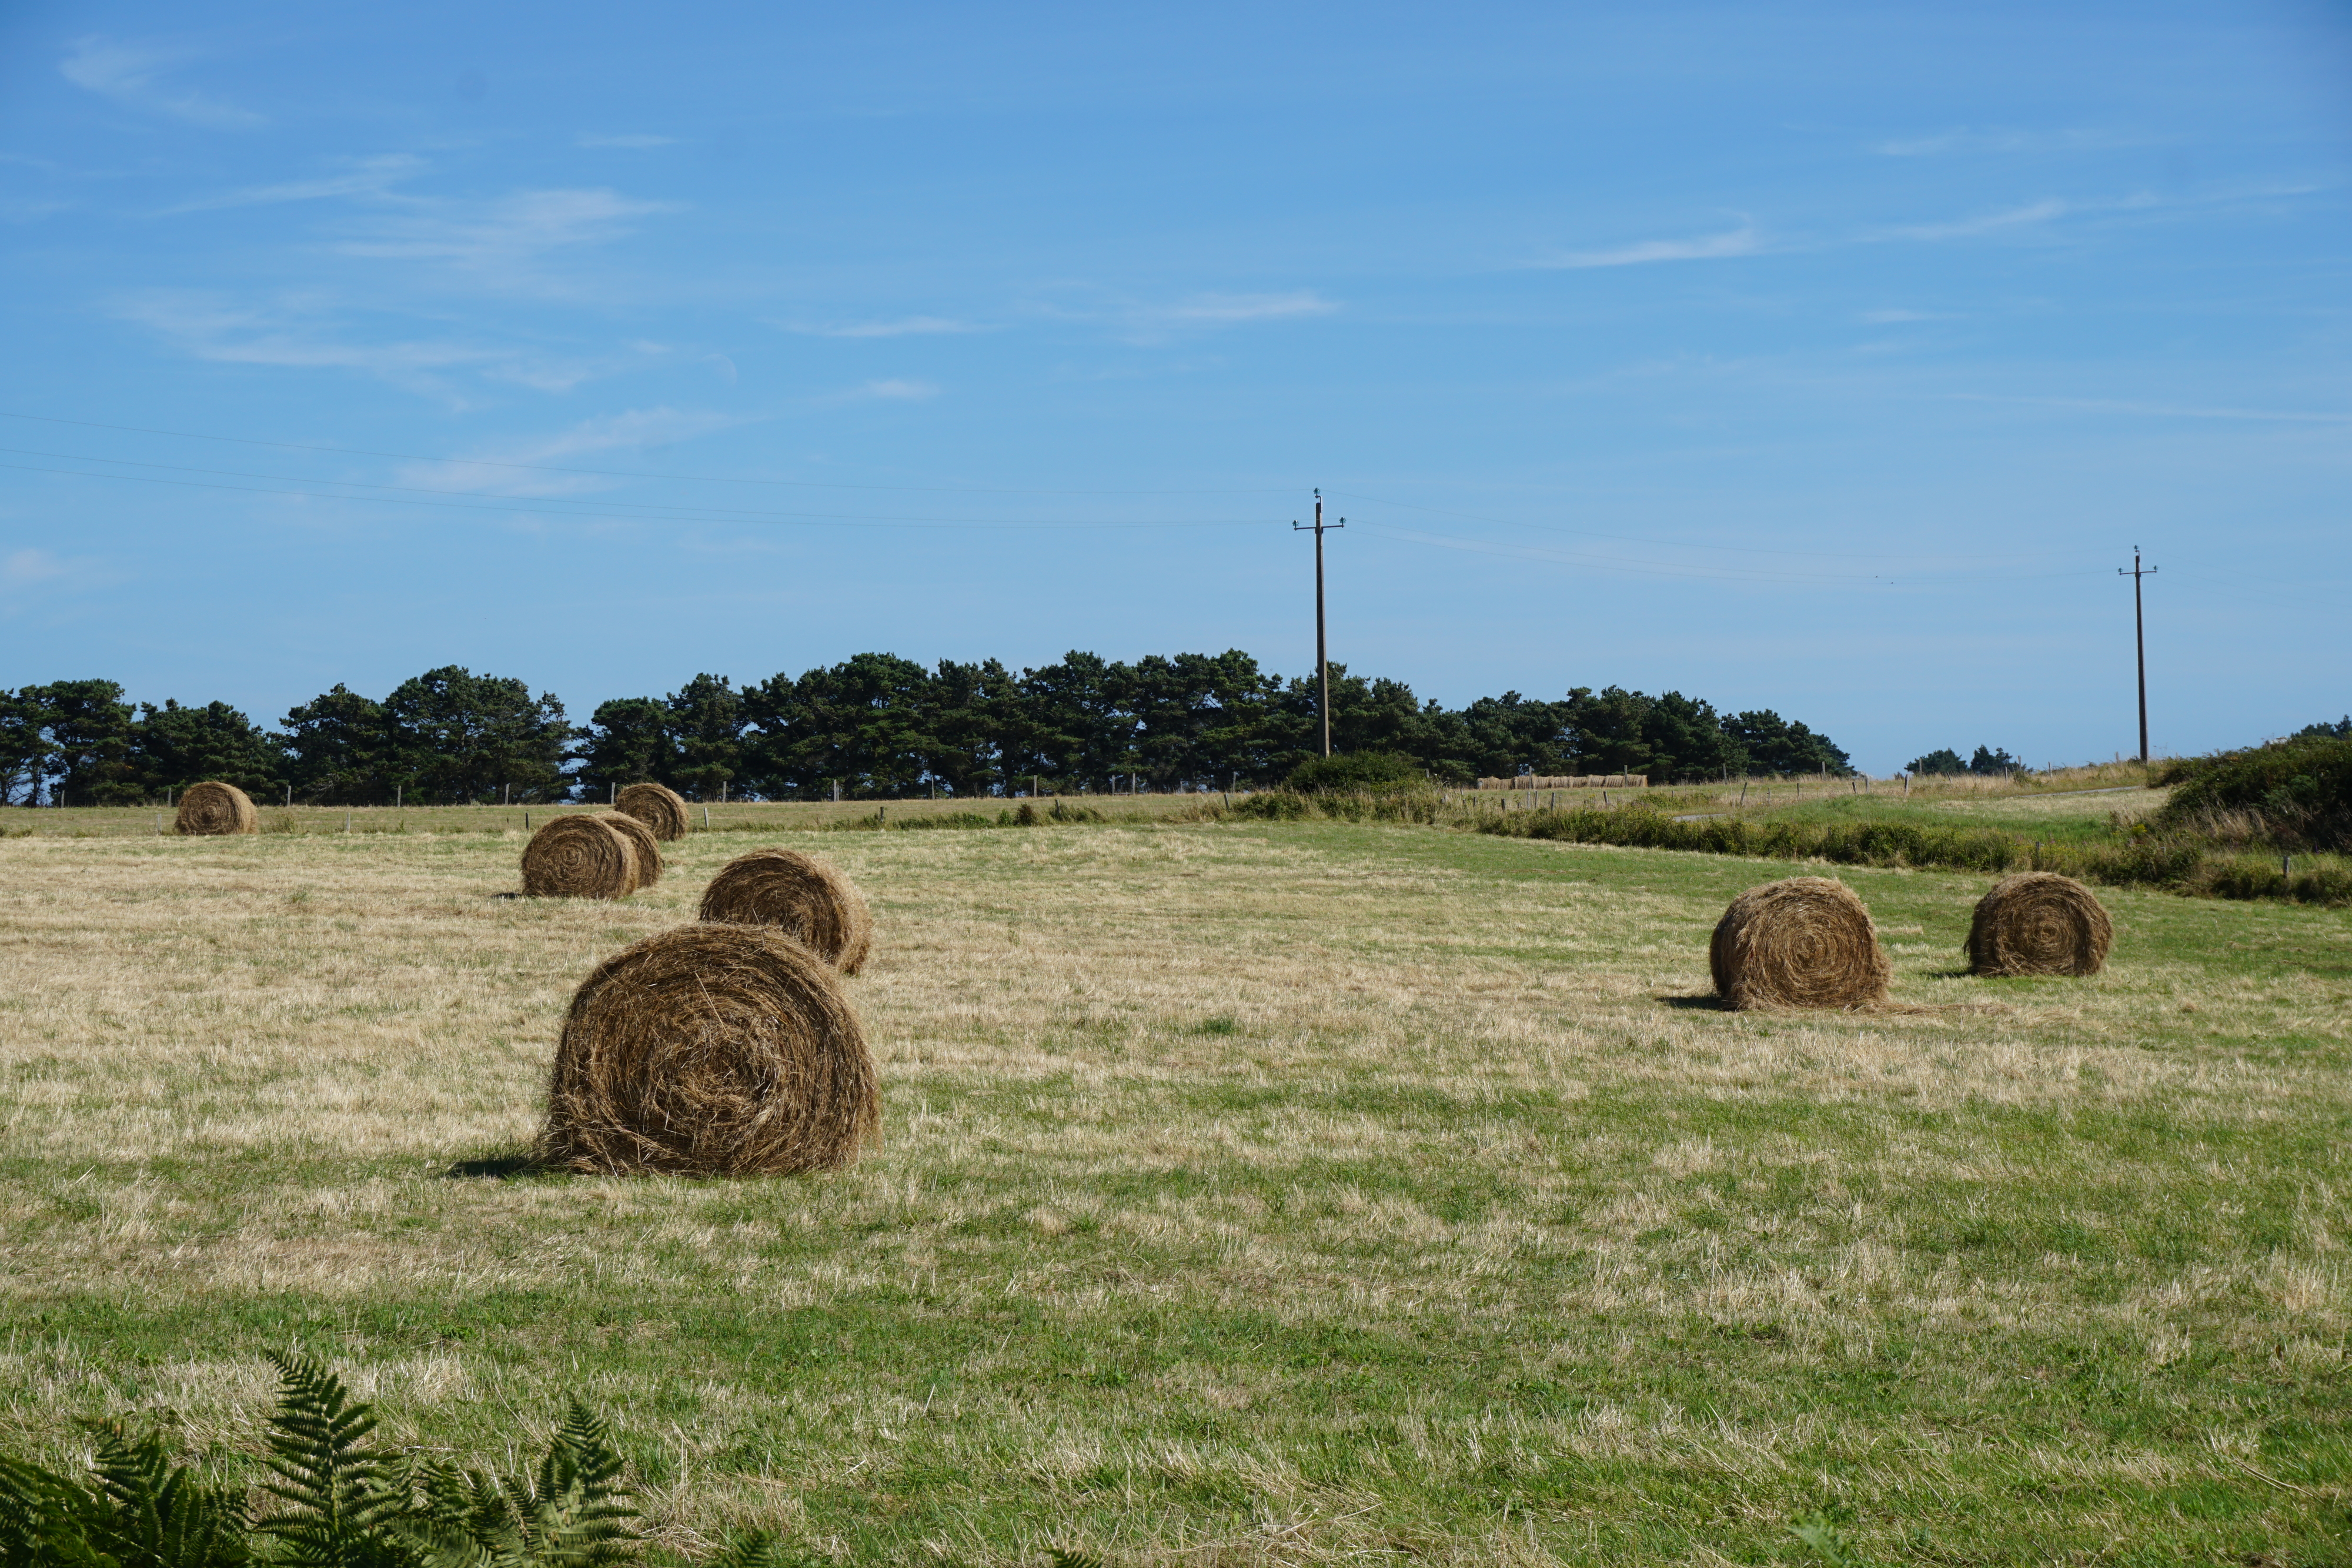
[1, 653, 1852, 805]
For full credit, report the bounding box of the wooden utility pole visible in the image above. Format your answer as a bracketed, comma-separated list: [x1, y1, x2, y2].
[1292, 490, 1344, 756]
[2119, 546, 2158, 764]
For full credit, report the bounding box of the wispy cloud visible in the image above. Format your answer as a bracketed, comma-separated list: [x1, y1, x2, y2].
[776, 315, 983, 338]
[577, 133, 680, 149]
[168, 154, 425, 213]
[1873, 127, 2152, 157]
[1538, 226, 1763, 269]
[1878, 198, 2070, 242]
[850, 379, 940, 401]
[397, 408, 744, 496]
[1949, 392, 2352, 425]
[1145, 291, 1337, 325]
[332, 188, 676, 289]
[4, 549, 68, 587]
[112, 290, 610, 399]
[61, 36, 263, 129]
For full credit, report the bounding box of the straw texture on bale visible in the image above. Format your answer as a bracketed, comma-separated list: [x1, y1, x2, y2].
[521, 815, 640, 899]
[615, 782, 690, 841]
[699, 848, 873, 973]
[173, 781, 258, 836]
[594, 811, 663, 888]
[540, 924, 880, 1176]
[1709, 876, 1890, 1010]
[1966, 872, 2112, 977]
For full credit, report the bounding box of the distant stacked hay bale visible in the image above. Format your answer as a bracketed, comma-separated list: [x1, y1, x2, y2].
[1476, 773, 1648, 790]
[539, 924, 879, 1176]
[699, 848, 872, 973]
[595, 811, 664, 888]
[522, 815, 640, 899]
[175, 781, 259, 836]
[615, 783, 691, 841]
[1966, 872, 2112, 976]
[1709, 877, 1890, 1010]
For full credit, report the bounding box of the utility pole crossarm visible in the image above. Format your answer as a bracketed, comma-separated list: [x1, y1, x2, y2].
[1292, 489, 1345, 757]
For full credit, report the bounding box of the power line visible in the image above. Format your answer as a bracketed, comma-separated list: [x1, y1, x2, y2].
[0, 409, 1297, 498]
[1329, 486, 2106, 567]
[0, 461, 1268, 530]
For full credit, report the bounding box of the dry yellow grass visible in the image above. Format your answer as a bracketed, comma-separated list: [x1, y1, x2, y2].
[0, 817, 2346, 1562]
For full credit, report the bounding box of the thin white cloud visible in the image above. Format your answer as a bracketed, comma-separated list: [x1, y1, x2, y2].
[1539, 226, 1762, 269]
[1880, 199, 2068, 242]
[1949, 392, 2352, 425]
[578, 133, 680, 149]
[1146, 291, 1338, 324]
[117, 293, 496, 377]
[5, 549, 67, 587]
[61, 36, 263, 129]
[332, 188, 674, 288]
[111, 290, 610, 399]
[776, 315, 982, 338]
[1874, 127, 2153, 157]
[854, 379, 940, 400]
[397, 408, 744, 496]
[168, 154, 425, 213]
[1037, 289, 1341, 343]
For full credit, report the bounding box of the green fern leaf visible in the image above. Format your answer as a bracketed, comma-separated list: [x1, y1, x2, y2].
[84, 1426, 247, 1568]
[252, 1354, 419, 1568]
[510, 1403, 635, 1568]
[695, 1534, 781, 1568]
[0, 1453, 113, 1568]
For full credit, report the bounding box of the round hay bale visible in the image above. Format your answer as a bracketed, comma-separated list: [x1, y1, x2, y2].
[1709, 876, 1890, 1010]
[594, 811, 663, 888]
[615, 782, 690, 841]
[539, 924, 879, 1176]
[1966, 872, 2112, 977]
[698, 848, 873, 973]
[174, 781, 258, 836]
[521, 815, 640, 899]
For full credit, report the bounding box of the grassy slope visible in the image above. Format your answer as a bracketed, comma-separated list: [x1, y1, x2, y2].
[1, 819, 2347, 1565]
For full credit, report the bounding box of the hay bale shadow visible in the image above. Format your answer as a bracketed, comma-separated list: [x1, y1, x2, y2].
[1658, 992, 1731, 1010]
[442, 1152, 546, 1179]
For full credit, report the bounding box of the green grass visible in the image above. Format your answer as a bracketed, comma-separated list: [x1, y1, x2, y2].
[1, 815, 2348, 1564]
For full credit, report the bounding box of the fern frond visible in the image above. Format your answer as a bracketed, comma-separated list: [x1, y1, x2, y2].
[84, 1426, 246, 1568]
[510, 1404, 634, 1568]
[0, 1454, 111, 1568]
[253, 1355, 417, 1568]
[694, 1534, 781, 1568]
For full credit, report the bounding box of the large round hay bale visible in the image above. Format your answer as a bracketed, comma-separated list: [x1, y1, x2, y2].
[698, 848, 873, 973]
[1709, 877, 1890, 1010]
[595, 811, 663, 888]
[522, 815, 640, 899]
[615, 782, 690, 841]
[1966, 872, 2112, 977]
[539, 924, 880, 1176]
[175, 781, 258, 836]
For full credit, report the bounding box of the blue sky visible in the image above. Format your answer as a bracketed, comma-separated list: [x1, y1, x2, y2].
[1, 1, 2346, 773]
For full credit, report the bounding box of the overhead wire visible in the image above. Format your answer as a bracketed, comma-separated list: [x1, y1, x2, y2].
[0, 447, 1266, 529]
[0, 411, 2292, 594]
[0, 410, 1296, 498]
[0, 460, 1274, 530]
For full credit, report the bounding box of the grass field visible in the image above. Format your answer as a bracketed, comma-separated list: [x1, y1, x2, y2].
[2, 808, 2348, 1565]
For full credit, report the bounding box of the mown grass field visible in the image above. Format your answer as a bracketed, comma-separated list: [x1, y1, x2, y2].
[2, 807, 2348, 1566]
